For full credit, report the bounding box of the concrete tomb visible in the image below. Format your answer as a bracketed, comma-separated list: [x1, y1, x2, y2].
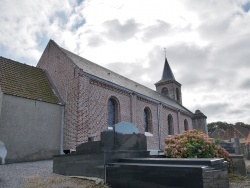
[53, 122, 229, 187]
[106, 158, 229, 188]
[220, 141, 235, 154]
[53, 122, 149, 178]
[220, 139, 247, 176]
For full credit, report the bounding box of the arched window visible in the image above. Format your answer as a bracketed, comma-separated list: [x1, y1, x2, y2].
[161, 87, 168, 96]
[144, 107, 151, 132]
[168, 114, 174, 135]
[176, 88, 180, 101]
[184, 119, 188, 131]
[108, 97, 119, 127]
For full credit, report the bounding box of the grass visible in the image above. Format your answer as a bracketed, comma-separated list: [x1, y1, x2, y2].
[229, 173, 250, 182]
[21, 176, 109, 188]
[228, 160, 250, 188]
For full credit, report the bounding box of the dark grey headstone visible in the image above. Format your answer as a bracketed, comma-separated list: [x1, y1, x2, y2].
[101, 122, 146, 151]
[53, 122, 149, 179]
[101, 129, 115, 151]
[114, 133, 147, 151]
[220, 141, 235, 154]
[76, 141, 102, 154]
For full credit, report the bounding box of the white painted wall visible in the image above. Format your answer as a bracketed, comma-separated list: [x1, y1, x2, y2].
[0, 94, 64, 163]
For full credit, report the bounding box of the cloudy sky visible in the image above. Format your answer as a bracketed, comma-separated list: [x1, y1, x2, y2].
[1, 0, 250, 124]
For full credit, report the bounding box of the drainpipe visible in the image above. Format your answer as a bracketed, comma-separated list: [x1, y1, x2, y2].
[157, 103, 161, 151]
[177, 110, 180, 134]
[60, 107, 65, 154]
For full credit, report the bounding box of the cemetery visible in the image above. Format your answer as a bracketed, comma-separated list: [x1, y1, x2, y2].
[53, 122, 230, 188]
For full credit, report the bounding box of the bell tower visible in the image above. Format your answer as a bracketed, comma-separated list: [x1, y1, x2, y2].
[155, 56, 182, 104]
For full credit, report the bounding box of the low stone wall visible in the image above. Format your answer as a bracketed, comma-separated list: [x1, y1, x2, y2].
[203, 168, 229, 188]
[53, 153, 105, 178]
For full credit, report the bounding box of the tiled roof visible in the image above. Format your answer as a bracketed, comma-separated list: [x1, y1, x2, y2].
[233, 125, 250, 138]
[0, 56, 60, 104]
[209, 127, 225, 139]
[57, 43, 193, 115]
[222, 125, 250, 140]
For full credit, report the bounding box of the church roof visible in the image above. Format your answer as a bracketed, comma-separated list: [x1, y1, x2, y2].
[55, 42, 192, 115]
[161, 58, 175, 81]
[0, 56, 61, 104]
[155, 57, 176, 85]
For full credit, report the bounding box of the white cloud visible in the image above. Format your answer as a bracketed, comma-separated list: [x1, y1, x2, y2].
[103, 19, 139, 41]
[1, 0, 250, 124]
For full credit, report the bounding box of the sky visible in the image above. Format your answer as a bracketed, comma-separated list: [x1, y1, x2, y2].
[1, 0, 250, 124]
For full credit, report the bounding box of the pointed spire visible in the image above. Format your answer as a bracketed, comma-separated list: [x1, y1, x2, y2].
[161, 56, 175, 81]
[155, 49, 176, 85]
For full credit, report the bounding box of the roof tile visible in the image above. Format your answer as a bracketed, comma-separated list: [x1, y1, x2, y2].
[0, 56, 60, 104]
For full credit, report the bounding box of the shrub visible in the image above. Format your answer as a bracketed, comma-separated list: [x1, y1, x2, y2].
[164, 129, 229, 161]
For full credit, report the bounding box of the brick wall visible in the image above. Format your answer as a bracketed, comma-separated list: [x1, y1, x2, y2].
[37, 40, 193, 151]
[37, 41, 80, 149]
[83, 78, 131, 142]
[159, 106, 178, 149]
[155, 81, 182, 104]
[76, 77, 193, 150]
[179, 113, 193, 133]
[136, 97, 159, 149]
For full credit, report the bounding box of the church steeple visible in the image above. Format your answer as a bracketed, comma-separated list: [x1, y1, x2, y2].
[155, 55, 182, 104]
[160, 57, 175, 82]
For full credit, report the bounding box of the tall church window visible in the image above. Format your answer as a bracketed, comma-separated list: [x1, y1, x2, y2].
[161, 87, 169, 96]
[184, 119, 188, 131]
[176, 88, 180, 102]
[168, 114, 174, 135]
[108, 97, 119, 127]
[144, 107, 151, 132]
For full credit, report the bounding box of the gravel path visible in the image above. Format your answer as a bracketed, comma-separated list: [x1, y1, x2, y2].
[0, 160, 56, 188]
[0, 160, 108, 188]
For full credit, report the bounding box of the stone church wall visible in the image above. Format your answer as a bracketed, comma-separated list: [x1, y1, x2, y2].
[159, 107, 178, 149]
[135, 98, 159, 150]
[37, 40, 193, 151]
[179, 113, 192, 133]
[76, 74, 194, 151]
[80, 78, 132, 142]
[155, 82, 182, 104]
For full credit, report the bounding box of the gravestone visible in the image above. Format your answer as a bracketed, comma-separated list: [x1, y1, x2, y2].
[106, 158, 229, 188]
[53, 122, 229, 187]
[229, 155, 247, 176]
[53, 122, 149, 178]
[219, 141, 235, 153]
[233, 138, 241, 154]
[219, 140, 246, 176]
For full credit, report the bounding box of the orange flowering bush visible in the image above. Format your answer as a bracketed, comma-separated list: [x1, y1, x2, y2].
[164, 130, 229, 161]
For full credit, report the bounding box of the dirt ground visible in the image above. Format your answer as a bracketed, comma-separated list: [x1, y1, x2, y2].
[0, 160, 109, 188]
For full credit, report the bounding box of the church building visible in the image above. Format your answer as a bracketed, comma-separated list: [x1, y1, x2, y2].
[37, 40, 207, 152]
